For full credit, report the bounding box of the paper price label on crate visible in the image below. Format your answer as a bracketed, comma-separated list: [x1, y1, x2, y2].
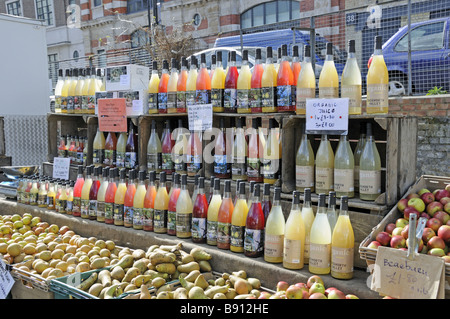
[370, 246, 446, 299]
[188, 103, 213, 132]
[53, 157, 71, 180]
[306, 98, 349, 135]
[0, 259, 14, 299]
[98, 98, 127, 132]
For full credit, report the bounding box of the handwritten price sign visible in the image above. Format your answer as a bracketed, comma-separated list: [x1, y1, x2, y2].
[305, 98, 349, 135]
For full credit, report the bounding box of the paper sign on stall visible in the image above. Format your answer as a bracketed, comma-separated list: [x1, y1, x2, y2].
[0, 259, 14, 299]
[188, 103, 213, 131]
[306, 98, 349, 135]
[98, 98, 127, 132]
[52, 157, 71, 180]
[370, 246, 446, 299]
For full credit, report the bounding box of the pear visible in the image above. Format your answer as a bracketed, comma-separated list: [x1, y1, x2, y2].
[184, 269, 201, 282]
[188, 286, 208, 299]
[194, 274, 209, 290]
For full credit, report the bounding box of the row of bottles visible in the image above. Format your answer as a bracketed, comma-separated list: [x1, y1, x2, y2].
[147, 36, 388, 116]
[54, 67, 105, 114]
[16, 170, 354, 279]
[57, 135, 87, 165]
[295, 122, 381, 201]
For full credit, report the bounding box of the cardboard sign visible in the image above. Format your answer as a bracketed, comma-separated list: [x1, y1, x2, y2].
[0, 259, 14, 299]
[306, 98, 349, 135]
[370, 246, 446, 299]
[98, 98, 127, 132]
[188, 103, 213, 131]
[52, 157, 71, 180]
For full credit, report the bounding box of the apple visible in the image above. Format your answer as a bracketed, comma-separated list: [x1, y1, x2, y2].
[48, 224, 59, 234]
[426, 201, 444, 217]
[327, 289, 346, 299]
[420, 245, 428, 254]
[385, 223, 396, 234]
[395, 218, 409, 229]
[406, 193, 420, 200]
[59, 225, 70, 235]
[442, 256, 450, 263]
[376, 232, 391, 246]
[30, 217, 41, 227]
[306, 275, 324, 289]
[434, 189, 450, 202]
[418, 188, 431, 196]
[258, 291, 272, 299]
[426, 217, 442, 232]
[433, 211, 449, 225]
[37, 222, 49, 229]
[390, 235, 406, 249]
[428, 248, 445, 257]
[420, 212, 431, 220]
[420, 192, 435, 205]
[396, 198, 409, 213]
[276, 281, 289, 292]
[422, 227, 436, 243]
[401, 225, 409, 239]
[406, 237, 424, 252]
[285, 285, 303, 299]
[392, 227, 403, 236]
[403, 206, 419, 220]
[309, 282, 325, 295]
[445, 202, 450, 214]
[407, 198, 425, 213]
[427, 236, 446, 250]
[309, 292, 327, 299]
[345, 294, 359, 299]
[368, 240, 381, 249]
[446, 184, 450, 192]
[437, 225, 450, 244]
[294, 282, 308, 291]
[302, 290, 310, 299]
[440, 197, 450, 206]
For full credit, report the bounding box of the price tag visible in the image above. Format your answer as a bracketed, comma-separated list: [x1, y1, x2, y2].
[120, 74, 130, 87]
[98, 98, 127, 132]
[306, 98, 349, 135]
[0, 259, 14, 299]
[52, 157, 71, 180]
[188, 103, 213, 132]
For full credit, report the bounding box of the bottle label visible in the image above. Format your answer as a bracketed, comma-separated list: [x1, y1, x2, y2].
[93, 149, 105, 165]
[58, 199, 67, 212]
[148, 93, 158, 112]
[174, 155, 186, 172]
[162, 153, 173, 171]
[232, 156, 246, 176]
[143, 207, 154, 229]
[230, 225, 245, 248]
[133, 208, 144, 228]
[186, 91, 196, 108]
[206, 220, 218, 244]
[276, 85, 295, 111]
[211, 88, 224, 108]
[319, 87, 339, 99]
[331, 247, 354, 274]
[341, 85, 362, 110]
[315, 167, 334, 191]
[124, 205, 133, 225]
[176, 213, 192, 234]
[237, 89, 250, 109]
[261, 87, 276, 108]
[309, 242, 331, 269]
[66, 200, 73, 213]
[296, 165, 315, 188]
[86, 96, 96, 111]
[177, 92, 186, 111]
[74, 96, 82, 111]
[57, 149, 66, 158]
[217, 222, 231, 245]
[104, 149, 116, 166]
[244, 228, 264, 253]
[113, 203, 124, 222]
[153, 209, 167, 231]
[187, 155, 202, 174]
[104, 202, 114, 220]
[167, 92, 177, 109]
[284, 238, 302, 264]
[334, 168, 355, 193]
[247, 157, 261, 178]
[359, 170, 381, 195]
[366, 84, 389, 110]
[72, 197, 81, 213]
[195, 90, 211, 105]
[116, 151, 126, 168]
[125, 152, 137, 169]
[89, 200, 98, 217]
[147, 153, 162, 171]
[262, 158, 280, 180]
[296, 88, 316, 113]
[55, 96, 62, 109]
[223, 88, 237, 110]
[76, 152, 84, 165]
[192, 217, 207, 240]
[167, 210, 176, 232]
[37, 194, 47, 206]
[249, 88, 262, 110]
[214, 155, 230, 175]
[60, 96, 68, 111]
[81, 199, 90, 218]
[264, 234, 284, 259]
[158, 92, 168, 111]
[67, 96, 74, 111]
[97, 201, 105, 218]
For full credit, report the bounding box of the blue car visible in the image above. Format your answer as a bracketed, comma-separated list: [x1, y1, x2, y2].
[382, 17, 450, 95]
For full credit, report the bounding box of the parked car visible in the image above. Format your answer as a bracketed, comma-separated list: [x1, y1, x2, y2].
[381, 17, 450, 95]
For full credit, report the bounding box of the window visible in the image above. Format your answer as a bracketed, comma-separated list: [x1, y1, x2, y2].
[48, 53, 58, 90]
[130, 29, 150, 48]
[35, 0, 54, 26]
[6, 0, 22, 16]
[73, 50, 79, 62]
[394, 21, 445, 52]
[130, 29, 151, 66]
[127, 0, 149, 14]
[93, 0, 102, 7]
[193, 13, 201, 26]
[97, 49, 106, 68]
[240, 0, 300, 29]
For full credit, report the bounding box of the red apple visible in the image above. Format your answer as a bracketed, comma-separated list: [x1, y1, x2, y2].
[446, 184, 450, 192]
[407, 198, 425, 213]
[422, 227, 436, 243]
[420, 212, 431, 220]
[406, 193, 420, 200]
[59, 225, 70, 235]
[420, 192, 435, 205]
[426, 201, 444, 217]
[276, 281, 289, 292]
[376, 232, 391, 246]
[392, 227, 403, 236]
[396, 198, 409, 213]
[403, 206, 419, 220]
[401, 225, 409, 239]
[345, 294, 359, 299]
[294, 282, 308, 291]
[426, 217, 442, 232]
[368, 240, 381, 249]
[406, 237, 423, 252]
[439, 197, 450, 206]
[285, 285, 304, 299]
[442, 255, 450, 263]
[437, 225, 450, 244]
[433, 211, 449, 225]
[258, 291, 272, 299]
[301, 290, 310, 299]
[445, 202, 450, 214]
[385, 223, 396, 234]
[309, 292, 327, 299]
[434, 189, 450, 202]
[324, 287, 338, 296]
[427, 236, 446, 250]
[327, 289, 346, 299]
[306, 275, 324, 289]
[390, 235, 406, 249]
[428, 248, 445, 257]
[395, 218, 409, 229]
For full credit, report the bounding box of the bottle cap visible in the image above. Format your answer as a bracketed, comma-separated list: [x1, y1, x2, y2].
[243, 50, 248, 61]
[181, 174, 187, 185]
[171, 58, 177, 68]
[77, 165, 84, 174]
[256, 48, 262, 60]
[174, 173, 180, 185]
[225, 180, 231, 192]
[152, 60, 158, 70]
[138, 170, 146, 181]
[326, 42, 333, 56]
[214, 178, 220, 190]
[163, 59, 169, 70]
[199, 177, 205, 189]
[293, 190, 300, 204]
[274, 187, 281, 200]
[119, 168, 126, 179]
[264, 183, 270, 195]
[58, 69, 63, 77]
[239, 181, 246, 195]
[375, 36, 382, 50]
[366, 122, 373, 137]
[304, 188, 311, 202]
[318, 193, 326, 207]
[128, 169, 135, 180]
[277, 47, 282, 59]
[282, 44, 287, 57]
[217, 51, 222, 62]
[86, 165, 92, 175]
[348, 39, 356, 53]
[293, 45, 299, 57]
[249, 181, 256, 194]
[231, 51, 236, 62]
[266, 46, 273, 58]
[194, 174, 199, 185]
[160, 171, 166, 183]
[341, 196, 349, 211]
[329, 191, 336, 206]
[253, 184, 260, 198]
[211, 54, 216, 65]
[201, 53, 206, 64]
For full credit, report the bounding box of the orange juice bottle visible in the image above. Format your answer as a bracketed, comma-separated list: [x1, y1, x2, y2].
[104, 168, 118, 224]
[123, 170, 137, 228]
[291, 45, 301, 86]
[277, 44, 295, 112]
[143, 171, 157, 231]
[158, 60, 170, 114]
[250, 48, 264, 113]
[132, 170, 147, 230]
[217, 180, 234, 250]
[177, 57, 188, 113]
[196, 53, 211, 104]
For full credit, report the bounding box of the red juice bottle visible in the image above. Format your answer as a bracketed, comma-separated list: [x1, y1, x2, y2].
[262, 183, 272, 226]
[247, 117, 263, 182]
[224, 51, 238, 113]
[158, 59, 169, 113]
[192, 177, 208, 244]
[124, 170, 137, 228]
[72, 165, 84, 217]
[277, 44, 295, 112]
[88, 166, 101, 220]
[104, 168, 118, 224]
[161, 120, 174, 174]
[244, 184, 265, 258]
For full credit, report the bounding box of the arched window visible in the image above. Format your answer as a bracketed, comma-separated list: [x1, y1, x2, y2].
[241, 0, 300, 29]
[130, 29, 151, 67]
[130, 29, 150, 48]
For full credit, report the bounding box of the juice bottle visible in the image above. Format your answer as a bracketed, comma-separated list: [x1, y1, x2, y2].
[93, 128, 105, 167]
[210, 53, 216, 79]
[37, 177, 48, 208]
[147, 120, 162, 173]
[230, 181, 249, 253]
[295, 128, 315, 192]
[161, 120, 174, 174]
[247, 118, 263, 182]
[309, 193, 332, 275]
[224, 51, 238, 113]
[158, 59, 170, 114]
[154, 171, 170, 233]
[244, 184, 265, 258]
[167, 173, 181, 235]
[291, 45, 301, 86]
[196, 53, 211, 105]
[125, 123, 138, 170]
[80, 165, 94, 219]
[105, 168, 118, 224]
[66, 180, 74, 215]
[318, 43, 339, 99]
[264, 187, 285, 263]
[366, 36, 389, 114]
[342, 39, 362, 115]
[88, 166, 101, 220]
[74, 68, 85, 113]
[353, 123, 366, 192]
[186, 56, 198, 111]
[261, 183, 272, 225]
[167, 58, 179, 113]
[359, 122, 381, 201]
[296, 45, 316, 115]
[261, 47, 278, 113]
[80, 67, 91, 113]
[334, 134, 355, 198]
[237, 50, 251, 114]
[276, 47, 282, 72]
[233, 179, 243, 206]
[132, 170, 147, 230]
[72, 165, 85, 217]
[97, 167, 110, 223]
[213, 118, 231, 179]
[211, 51, 225, 113]
[192, 177, 209, 243]
[177, 57, 188, 113]
[173, 119, 188, 175]
[217, 180, 234, 250]
[96, 68, 105, 91]
[60, 69, 71, 114]
[191, 175, 200, 207]
[186, 130, 202, 177]
[22, 175, 32, 205]
[113, 168, 127, 226]
[57, 135, 67, 158]
[143, 171, 157, 231]
[86, 67, 97, 114]
[54, 179, 63, 211]
[276, 44, 295, 112]
[82, 137, 88, 166]
[208, 176, 216, 204]
[173, 174, 191, 238]
[250, 48, 264, 113]
[58, 182, 69, 214]
[315, 135, 334, 194]
[67, 68, 78, 114]
[262, 118, 281, 184]
[54, 69, 64, 113]
[76, 137, 84, 166]
[124, 170, 137, 228]
[231, 117, 247, 181]
[104, 132, 117, 167]
[148, 60, 160, 114]
[115, 132, 127, 168]
[326, 191, 337, 232]
[207, 178, 222, 246]
[67, 136, 76, 164]
[331, 196, 354, 279]
[283, 190, 306, 270]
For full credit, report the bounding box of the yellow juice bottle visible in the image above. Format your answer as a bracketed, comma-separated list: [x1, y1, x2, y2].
[341, 40, 362, 115]
[80, 165, 94, 219]
[176, 174, 193, 238]
[113, 168, 127, 226]
[366, 36, 389, 114]
[66, 180, 74, 215]
[207, 178, 222, 246]
[93, 128, 105, 167]
[237, 50, 251, 114]
[132, 171, 147, 230]
[46, 179, 56, 210]
[331, 196, 354, 279]
[81, 67, 91, 114]
[37, 178, 48, 208]
[86, 67, 97, 114]
[296, 45, 316, 115]
[261, 47, 278, 113]
[211, 51, 225, 113]
[283, 190, 305, 270]
[301, 188, 314, 264]
[154, 171, 170, 233]
[58, 182, 68, 214]
[167, 58, 179, 113]
[315, 135, 334, 194]
[148, 61, 160, 114]
[60, 69, 71, 114]
[74, 68, 85, 113]
[318, 43, 339, 99]
[67, 68, 78, 114]
[264, 187, 285, 263]
[54, 69, 64, 113]
[230, 181, 249, 253]
[186, 56, 198, 111]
